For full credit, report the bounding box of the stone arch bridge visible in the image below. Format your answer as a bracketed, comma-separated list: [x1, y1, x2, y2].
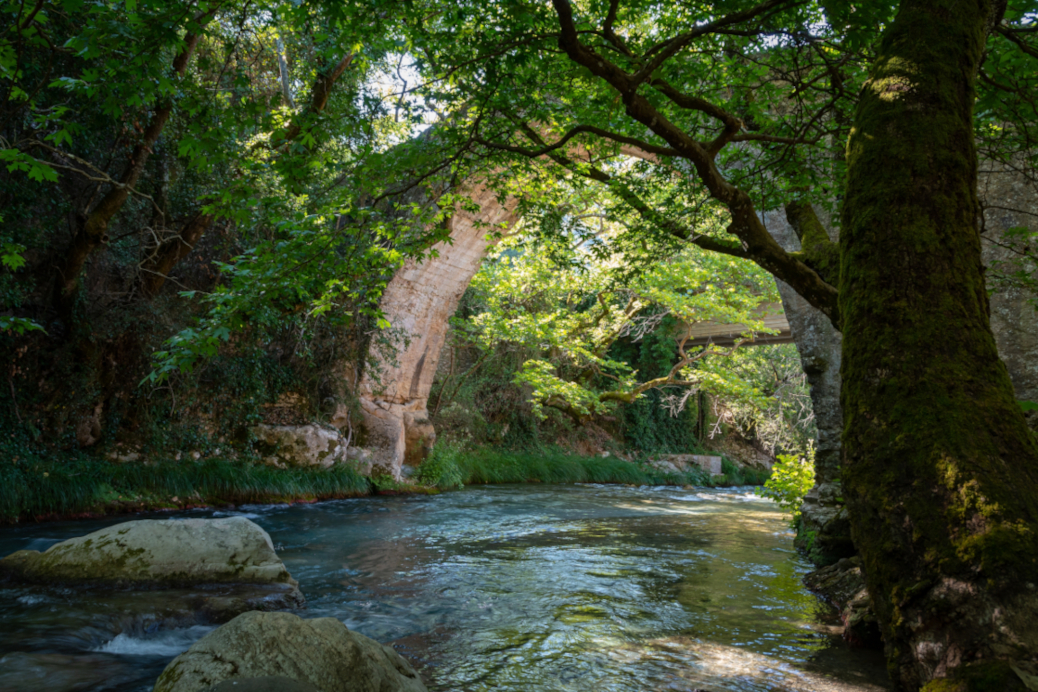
[340, 163, 1038, 565]
[353, 191, 795, 476]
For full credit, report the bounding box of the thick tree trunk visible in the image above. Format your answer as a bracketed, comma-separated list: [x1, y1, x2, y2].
[841, 1, 1038, 690]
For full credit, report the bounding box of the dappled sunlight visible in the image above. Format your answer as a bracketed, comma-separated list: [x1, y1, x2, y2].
[0, 485, 889, 692]
[601, 637, 889, 692]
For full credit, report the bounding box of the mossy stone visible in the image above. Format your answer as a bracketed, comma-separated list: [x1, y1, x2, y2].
[0, 516, 297, 589]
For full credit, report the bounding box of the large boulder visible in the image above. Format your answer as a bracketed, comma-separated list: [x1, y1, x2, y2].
[804, 556, 882, 649]
[0, 517, 298, 593]
[252, 424, 348, 468]
[154, 611, 427, 692]
[204, 678, 319, 692]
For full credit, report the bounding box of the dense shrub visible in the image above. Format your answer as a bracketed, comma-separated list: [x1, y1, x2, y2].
[755, 452, 816, 524]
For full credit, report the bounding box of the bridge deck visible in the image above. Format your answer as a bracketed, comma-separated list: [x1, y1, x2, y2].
[683, 302, 793, 347]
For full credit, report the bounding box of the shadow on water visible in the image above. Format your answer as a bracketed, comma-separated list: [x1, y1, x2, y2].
[0, 484, 891, 692]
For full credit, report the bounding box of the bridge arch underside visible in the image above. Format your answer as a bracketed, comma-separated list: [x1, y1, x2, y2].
[354, 210, 796, 477]
[356, 166, 1038, 482]
[682, 303, 792, 347]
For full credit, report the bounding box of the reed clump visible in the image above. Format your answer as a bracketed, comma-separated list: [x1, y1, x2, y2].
[0, 455, 370, 523]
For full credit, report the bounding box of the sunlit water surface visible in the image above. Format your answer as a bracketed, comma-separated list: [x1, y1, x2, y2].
[0, 484, 890, 692]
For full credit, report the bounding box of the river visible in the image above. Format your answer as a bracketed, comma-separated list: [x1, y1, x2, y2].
[0, 484, 890, 692]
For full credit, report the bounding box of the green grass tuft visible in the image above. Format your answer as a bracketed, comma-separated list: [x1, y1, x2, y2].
[0, 455, 370, 523]
[721, 456, 772, 486]
[416, 439, 467, 489]
[421, 447, 770, 489]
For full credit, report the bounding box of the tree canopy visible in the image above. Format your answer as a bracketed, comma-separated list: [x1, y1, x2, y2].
[6, 1, 1038, 689]
[5, 0, 1038, 348]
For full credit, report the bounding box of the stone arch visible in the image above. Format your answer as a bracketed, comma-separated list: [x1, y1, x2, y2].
[354, 157, 1038, 485]
[357, 183, 520, 475]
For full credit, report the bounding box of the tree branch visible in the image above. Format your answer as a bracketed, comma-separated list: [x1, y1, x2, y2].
[630, 0, 802, 89]
[139, 212, 215, 298]
[55, 25, 208, 304]
[476, 123, 680, 159]
[996, 25, 1038, 60]
[275, 52, 355, 147]
[547, 0, 840, 326]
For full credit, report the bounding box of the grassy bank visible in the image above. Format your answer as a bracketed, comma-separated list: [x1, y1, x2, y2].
[416, 445, 770, 489]
[0, 456, 371, 524]
[1, 446, 769, 524]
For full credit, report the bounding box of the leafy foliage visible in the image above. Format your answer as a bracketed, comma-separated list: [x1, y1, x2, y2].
[435, 217, 812, 462]
[705, 345, 817, 459]
[467, 228, 779, 422]
[0, 0, 470, 454]
[416, 439, 467, 489]
[720, 457, 772, 487]
[756, 451, 816, 524]
[609, 324, 703, 454]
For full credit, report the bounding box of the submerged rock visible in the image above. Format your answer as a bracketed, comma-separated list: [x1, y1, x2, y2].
[804, 556, 882, 649]
[94, 582, 305, 622]
[0, 517, 299, 594]
[0, 652, 140, 692]
[154, 611, 428, 692]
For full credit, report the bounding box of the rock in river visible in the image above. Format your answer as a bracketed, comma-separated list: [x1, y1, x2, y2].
[154, 611, 428, 692]
[803, 555, 882, 649]
[0, 516, 295, 587]
[204, 677, 320, 692]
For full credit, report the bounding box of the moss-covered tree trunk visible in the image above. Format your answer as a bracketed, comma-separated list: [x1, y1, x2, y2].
[842, 1, 1038, 689]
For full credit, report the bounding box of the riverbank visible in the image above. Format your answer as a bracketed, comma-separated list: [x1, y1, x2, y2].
[420, 447, 769, 488]
[0, 484, 887, 692]
[0, 456, 372, 524]
[1, 448, 769, 524]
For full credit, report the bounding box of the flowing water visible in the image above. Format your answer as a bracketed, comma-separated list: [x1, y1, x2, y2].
[0, 484, 891, 692]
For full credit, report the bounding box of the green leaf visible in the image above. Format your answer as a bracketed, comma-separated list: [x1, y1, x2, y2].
[0, 150, 57, 183]
[0, 316, 45, 335]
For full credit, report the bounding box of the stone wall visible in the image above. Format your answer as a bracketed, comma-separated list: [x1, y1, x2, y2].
[980, 165, 1038, 405]
[356, 184, 519, 476]
[764, 209, 853, 563]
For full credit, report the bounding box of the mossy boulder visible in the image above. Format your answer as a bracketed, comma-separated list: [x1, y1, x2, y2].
[204, 677, 319, 692]
[251, 424, 347, 469]
[0, 517, 299, 592]
[153, 611, 427, 692]
[803, 556, 881, 649]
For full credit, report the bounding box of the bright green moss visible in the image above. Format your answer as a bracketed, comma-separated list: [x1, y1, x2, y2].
[920, 661, 1031, 692]
[839, 0, 1038, 686]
